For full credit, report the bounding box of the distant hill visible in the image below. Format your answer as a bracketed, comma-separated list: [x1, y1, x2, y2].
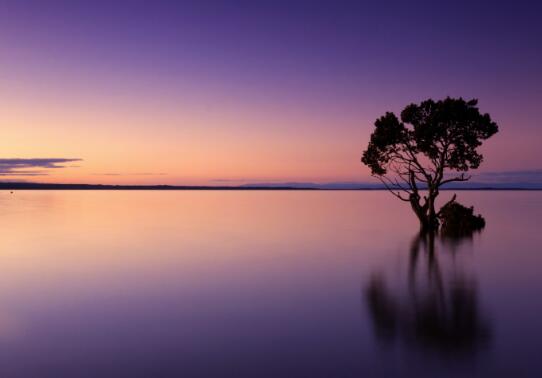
[241, 181, 542, 190]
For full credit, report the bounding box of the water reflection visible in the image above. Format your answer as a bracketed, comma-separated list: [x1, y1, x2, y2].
[365, 231, 492, 358]
[2, 191, 541, 376]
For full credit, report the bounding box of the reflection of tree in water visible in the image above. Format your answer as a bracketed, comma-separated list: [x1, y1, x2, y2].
[365, 232, 491, 357]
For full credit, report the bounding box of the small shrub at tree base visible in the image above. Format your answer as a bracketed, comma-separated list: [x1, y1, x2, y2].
[438, 201, 485, 237]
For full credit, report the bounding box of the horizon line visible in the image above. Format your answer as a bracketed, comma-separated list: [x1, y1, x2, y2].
[1, 182, 541, 191]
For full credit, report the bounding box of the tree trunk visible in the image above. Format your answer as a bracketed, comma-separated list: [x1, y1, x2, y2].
[410, 195, 429, 231]
[426, 194, 439, 232]
[410, 190, 439, 233]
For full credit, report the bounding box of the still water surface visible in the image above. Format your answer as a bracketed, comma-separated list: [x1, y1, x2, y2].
[0, 190, 540, 377]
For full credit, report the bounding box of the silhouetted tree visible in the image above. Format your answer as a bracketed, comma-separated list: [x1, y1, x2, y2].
[361, 98, 498, 231]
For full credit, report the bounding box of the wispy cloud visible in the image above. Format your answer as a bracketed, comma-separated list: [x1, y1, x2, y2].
[0, 158, 82, 176]
[91, 172, 166, 176]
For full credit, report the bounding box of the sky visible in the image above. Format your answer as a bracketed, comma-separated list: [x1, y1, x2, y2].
[0, 0, 541, 185]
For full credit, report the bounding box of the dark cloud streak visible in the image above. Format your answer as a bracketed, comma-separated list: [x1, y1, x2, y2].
[0, 158, 82, 176]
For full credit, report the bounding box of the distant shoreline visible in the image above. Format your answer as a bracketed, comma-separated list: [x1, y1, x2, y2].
[0, 183, 541, 191]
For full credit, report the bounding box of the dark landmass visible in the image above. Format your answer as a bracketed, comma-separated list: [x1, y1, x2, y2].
[0, 182, 315, 190]
[0, 182, 541, 191]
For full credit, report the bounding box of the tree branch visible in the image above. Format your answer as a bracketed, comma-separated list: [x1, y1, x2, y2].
[376, 175, 411, 202]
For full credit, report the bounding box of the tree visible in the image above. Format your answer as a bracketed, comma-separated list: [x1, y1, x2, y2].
[361, 97, 498, 231]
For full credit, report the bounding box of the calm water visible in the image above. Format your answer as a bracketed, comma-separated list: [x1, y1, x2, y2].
[0, 190, 541, 377]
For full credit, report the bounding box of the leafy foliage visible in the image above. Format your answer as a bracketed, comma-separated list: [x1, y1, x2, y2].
[362, 97, 498, 178]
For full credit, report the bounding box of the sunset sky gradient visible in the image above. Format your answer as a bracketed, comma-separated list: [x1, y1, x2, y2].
[1, 0, 541, 185]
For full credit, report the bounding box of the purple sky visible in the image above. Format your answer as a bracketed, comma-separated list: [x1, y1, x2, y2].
[0, 1, 541, 184]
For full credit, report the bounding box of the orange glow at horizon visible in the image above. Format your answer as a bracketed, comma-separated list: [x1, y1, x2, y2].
[1, 75, 372, 185]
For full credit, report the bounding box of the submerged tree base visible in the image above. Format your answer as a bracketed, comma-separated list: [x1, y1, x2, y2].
[438, 200, 485, 238]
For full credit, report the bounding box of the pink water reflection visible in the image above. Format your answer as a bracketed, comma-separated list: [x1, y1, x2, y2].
[0, 190, 540, 377]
